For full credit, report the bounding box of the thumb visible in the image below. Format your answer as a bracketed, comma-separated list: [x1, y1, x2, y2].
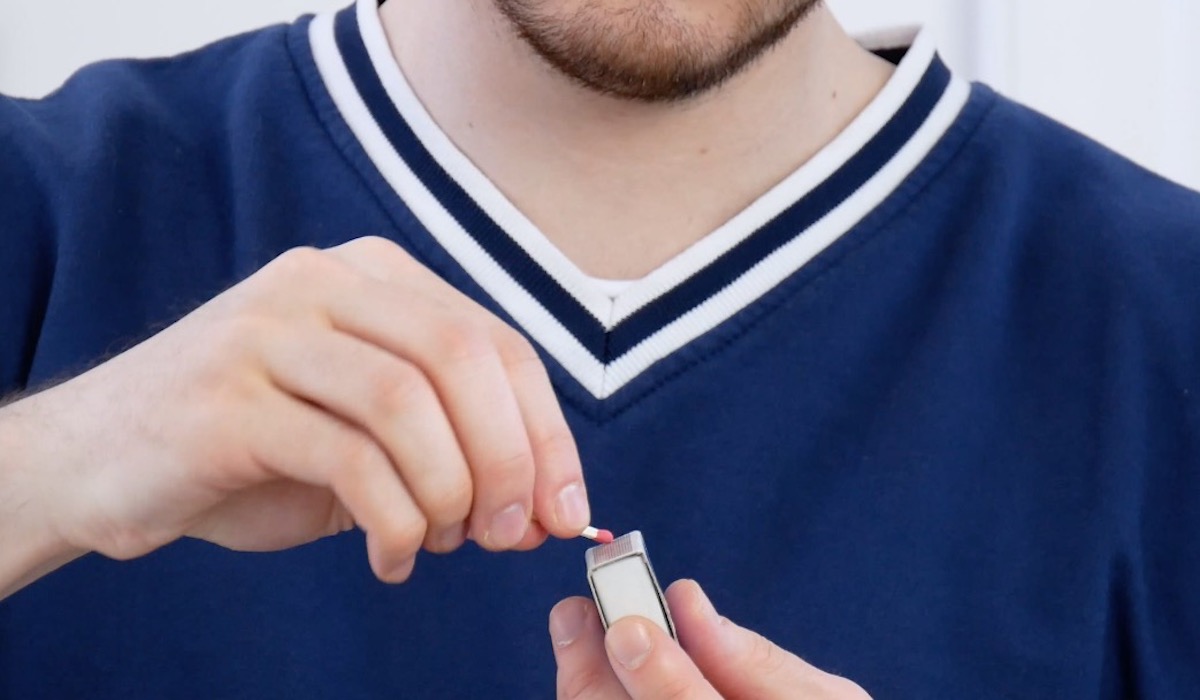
[604, 615, 721, 700]
[667, 580, 872, 699]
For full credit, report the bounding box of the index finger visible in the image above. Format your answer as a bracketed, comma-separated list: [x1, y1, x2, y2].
[491, 327, 590, 538]
[329, 238, 590, 539]
[322, 243, 537, 550]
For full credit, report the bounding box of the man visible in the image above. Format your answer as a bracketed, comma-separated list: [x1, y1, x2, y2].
[1, 0, 1197, 696]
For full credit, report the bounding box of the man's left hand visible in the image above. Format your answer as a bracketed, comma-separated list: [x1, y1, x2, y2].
[549, 579, 871, 699]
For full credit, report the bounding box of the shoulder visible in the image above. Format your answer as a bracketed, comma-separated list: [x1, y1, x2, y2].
[964, 89, 1200, 265]
[0, 19, 321, 286]
[0, 22, 304, 205]
[0, 21, 320, 389]
[949, 89, 1200, 353]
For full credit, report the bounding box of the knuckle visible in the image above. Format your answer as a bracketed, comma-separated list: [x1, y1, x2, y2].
[745, 632, 790, 677]
[350, 235, 405, 261]
[348, 236, 428, 279]
[531, 428, 578, 467]
[477, 448, 536, 483]
[90, 519, 164, 561]
[433, 319, 495, 364]
[425, 475, 474, 524]
[191, 317, 274, 404]
[251, 247, 349, 308]
[335, 432, 387, 479]
[269, 246, 331, 281]
[369, 363, 434, 418]
[378, 515, 428, 555]
[495, 328, 541, 367]
[209, 314, 273, 360]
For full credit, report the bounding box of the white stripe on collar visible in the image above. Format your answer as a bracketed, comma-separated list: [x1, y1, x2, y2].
[309, 0, 969, 399]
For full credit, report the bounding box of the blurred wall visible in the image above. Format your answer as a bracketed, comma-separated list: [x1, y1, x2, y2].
[1, 0, 1198, 190]
[828, 0, 1200, 190]
[0, 0, 345, 98]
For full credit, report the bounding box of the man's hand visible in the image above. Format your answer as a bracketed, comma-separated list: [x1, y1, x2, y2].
[550, 580, 871, 699]
[0, 236, 590, 596]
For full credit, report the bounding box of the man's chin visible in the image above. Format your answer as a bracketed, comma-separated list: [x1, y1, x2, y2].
[494, 0, 820, 102]
[546, 53, 745, 103]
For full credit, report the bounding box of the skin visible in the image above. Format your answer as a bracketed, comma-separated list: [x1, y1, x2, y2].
[492, 0, 824, 101]
[383, 0, 894, 279]
[0, 238, 591, 599]
[1, 0, 893, 694]
[550, 580, 872, 699]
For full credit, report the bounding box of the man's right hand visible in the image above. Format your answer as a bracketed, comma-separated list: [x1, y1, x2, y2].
[0, 236, 590, 593]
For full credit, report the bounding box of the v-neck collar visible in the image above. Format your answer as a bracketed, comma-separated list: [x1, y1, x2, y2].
[308, 0, 971, 400]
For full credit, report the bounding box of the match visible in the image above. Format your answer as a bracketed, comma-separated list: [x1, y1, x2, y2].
[581, 526, 615, 544]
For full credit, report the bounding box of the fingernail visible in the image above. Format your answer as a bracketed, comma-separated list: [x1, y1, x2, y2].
[549, 600, 589, 649]
[430, 523, 467, 552]
[485, 503, 529, 549]
[555, 482, 591, 531]
[607, 620, 652, 671]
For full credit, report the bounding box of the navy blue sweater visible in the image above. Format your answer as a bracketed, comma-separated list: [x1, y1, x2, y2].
[2, 2, 1199, 697]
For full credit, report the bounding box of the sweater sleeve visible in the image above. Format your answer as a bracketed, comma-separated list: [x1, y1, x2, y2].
[0, 94, 57, 395]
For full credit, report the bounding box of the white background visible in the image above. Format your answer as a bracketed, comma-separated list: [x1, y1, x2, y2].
[1, 0, 1198, 190]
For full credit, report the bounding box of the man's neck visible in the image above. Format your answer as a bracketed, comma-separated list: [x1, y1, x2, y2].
[380, 0, 893, 279]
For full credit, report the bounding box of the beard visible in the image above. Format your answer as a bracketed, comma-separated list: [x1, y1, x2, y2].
[494, 0, 822, 102]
